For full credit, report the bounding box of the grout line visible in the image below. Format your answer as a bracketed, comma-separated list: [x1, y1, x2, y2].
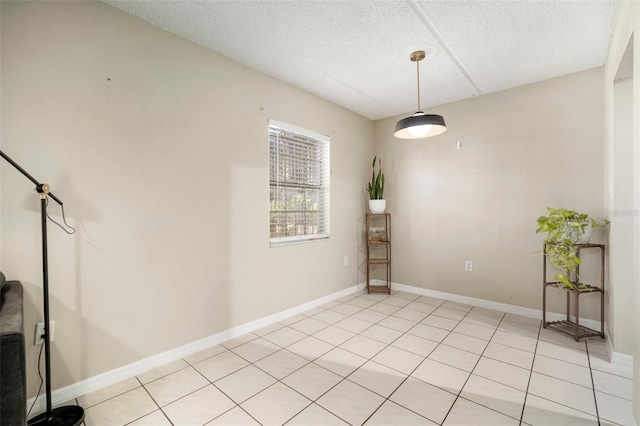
[518, 317, 543, 425]
[585, 341, 602, 424]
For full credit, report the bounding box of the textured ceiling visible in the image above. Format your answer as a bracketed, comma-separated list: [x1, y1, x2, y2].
[103, 0, 621, 121]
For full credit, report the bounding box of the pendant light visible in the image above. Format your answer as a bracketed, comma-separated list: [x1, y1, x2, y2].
[394, 50, 447, 139]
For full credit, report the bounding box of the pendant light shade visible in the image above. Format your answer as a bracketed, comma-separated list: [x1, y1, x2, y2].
[394, 51, 447, 140]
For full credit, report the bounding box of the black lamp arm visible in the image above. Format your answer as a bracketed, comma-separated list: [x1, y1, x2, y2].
[0, 149, 64, 205]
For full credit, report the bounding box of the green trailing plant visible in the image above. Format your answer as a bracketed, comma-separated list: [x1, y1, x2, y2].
[536, 207, 608, 289]
[367, 156, 385, 200]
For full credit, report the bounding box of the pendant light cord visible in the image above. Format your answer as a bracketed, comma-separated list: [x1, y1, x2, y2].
[416, 59, 421, 112]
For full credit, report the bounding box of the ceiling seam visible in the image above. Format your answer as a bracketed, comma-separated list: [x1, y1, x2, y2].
[406, 0, 483, 95]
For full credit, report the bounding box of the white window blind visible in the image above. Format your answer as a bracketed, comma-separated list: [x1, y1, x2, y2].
[269, 120, 330, 246]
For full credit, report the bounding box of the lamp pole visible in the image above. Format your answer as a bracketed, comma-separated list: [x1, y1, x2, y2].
[0, 150, 84, 425]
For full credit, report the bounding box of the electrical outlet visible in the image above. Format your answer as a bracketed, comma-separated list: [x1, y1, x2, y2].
[464, 261, 473, 272]
[34, 321, 55, 345]
[344, 256, 349, 266]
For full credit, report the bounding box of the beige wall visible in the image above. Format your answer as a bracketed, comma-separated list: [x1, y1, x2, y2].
[374, 68, 606, 320]
[0, 1, 372, 393]
[603, 0, 640, 420]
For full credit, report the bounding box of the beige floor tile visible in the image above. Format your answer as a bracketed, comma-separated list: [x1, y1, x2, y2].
[452, 322, 495, 341]
[214, 365, 276, 403]
[287, 403, 349, 425]
[596, 391, 636, 426]
[330, 303, 363, 316]
[462, 312, 503, 329]
[163, 385, 235, 425]
[522, 394, 599, 426]
[282, 362, 343, 400]
[334, 316, 374, 333]
[289, 317, 330, 335]
[390, 377, 456, 424]
[137, 359, 190, 385]
[127, 409, 172, 426]
[392, 307, 429, 323]
[460, 374, 526, 420]
[314, 347, 367, 377]
[340, 334, 388, 359]
[241, 382, 311, 426]
[411, 359, 469, 394]
[231, 337, 281, 363]
[528, 372, 596, 416]
[262, 326, 307, 348]
[348, 360, 407, 397]
[442, 332, 489, 355]
[442, 301, 473, 312]
[361, 324, 404, 344]
[592, 369, 633, 400]
[428, 345, 480, 372]
[383, 296, 413, 307]
[533, 354, 592, 388]
[312, 309, 348, 324]
[317, 379, 385, 426]
[491, 330, 537, 353]
[77, 376, 140, 408]
[286, 336, 334, 361]
[405, 301, 438, 315]
[585, 338, 608, 356]
[391, 291, 420, 301]
[417, 296, 445, 306]
[372, 345, 424, 375]
[538, 327, 590, 350]
[497, 321, 540, 338]
[352, 308, 389, 323]
[144, 366, 209, 407]
[83, 387, 157, 426]
[503, 313, 541, 328]
[193, 351, 249, 382]
[432, 306, 467, 321]
[313, 325, 356, 346]
[254, 349, 308, 380]
[369, 302, 402, 315]
[391, 333, 438, 357]
[443, 397, 519, 425]
[205, 406, 260, 425]
[473, 357, 531, 391]
[536, 340, 589, 367]
[183, 345, 227, 365]
[346, 297, 379, 309]
[407, 323, 450, 343]
[364, 400, 438, 425]
[378, 315, 417, 332]
[482, 341, 534, 369]
[421, 314, 459, 331]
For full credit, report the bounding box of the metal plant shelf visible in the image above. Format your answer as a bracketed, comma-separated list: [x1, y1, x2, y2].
[366, 213, 391, 294]
[542, 243, 605, 342]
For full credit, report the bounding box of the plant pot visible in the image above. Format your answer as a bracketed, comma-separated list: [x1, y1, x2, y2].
[564, 222, 593, 244]
[369, 199, 386, 214]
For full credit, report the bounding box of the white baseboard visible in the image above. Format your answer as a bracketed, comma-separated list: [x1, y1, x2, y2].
[30, 279, 633, 415]
[27, 282, 366, 414]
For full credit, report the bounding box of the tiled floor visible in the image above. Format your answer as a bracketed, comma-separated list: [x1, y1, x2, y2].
[50, 290, 635, 425]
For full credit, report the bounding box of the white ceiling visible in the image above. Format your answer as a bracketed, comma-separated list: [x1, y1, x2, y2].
[103, 0, 621, 121]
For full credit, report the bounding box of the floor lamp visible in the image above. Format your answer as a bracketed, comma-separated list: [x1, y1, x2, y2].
[0, 150, 84, 426]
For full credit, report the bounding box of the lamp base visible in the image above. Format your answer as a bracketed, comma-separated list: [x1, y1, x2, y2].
[28, 406, 84, 426]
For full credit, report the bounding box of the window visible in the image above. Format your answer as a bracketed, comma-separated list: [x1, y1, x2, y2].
[269, 120, 330, 246]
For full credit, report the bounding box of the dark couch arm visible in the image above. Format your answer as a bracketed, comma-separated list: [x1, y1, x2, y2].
[0, 271, 26, 426]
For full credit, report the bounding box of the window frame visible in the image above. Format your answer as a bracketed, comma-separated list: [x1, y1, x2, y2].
[269, 119, 330, 247]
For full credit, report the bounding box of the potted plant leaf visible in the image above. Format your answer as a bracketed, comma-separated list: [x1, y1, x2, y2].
[367, 156, 386, 213]
[536, 207, 608, 289]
